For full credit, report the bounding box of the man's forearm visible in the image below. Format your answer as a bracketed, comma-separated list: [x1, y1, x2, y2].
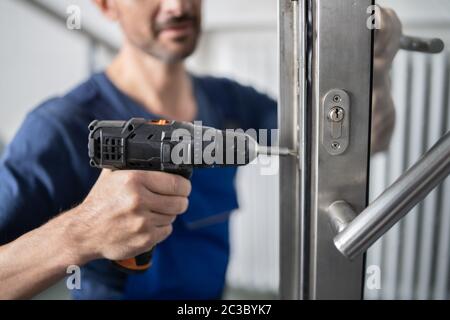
[0, 169, 191, 299]
[0, 208, 89, 299]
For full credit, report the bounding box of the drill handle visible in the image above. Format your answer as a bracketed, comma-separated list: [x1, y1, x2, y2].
[113, 250, 154, 274]
[112, 168, 192, 273]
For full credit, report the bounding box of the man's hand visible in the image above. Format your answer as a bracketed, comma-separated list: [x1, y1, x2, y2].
[0, 170, 191, 299]
[371, 7, 402, 154]
[67, 170, 191, 263]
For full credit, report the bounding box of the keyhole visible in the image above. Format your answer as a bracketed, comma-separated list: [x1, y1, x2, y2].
[329, 107, 344, 122]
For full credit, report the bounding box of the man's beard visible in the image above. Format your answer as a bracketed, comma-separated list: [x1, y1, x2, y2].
[153, 14, 199, 36]
[147, 14, 201, 63]
[143, 35, 199, 64]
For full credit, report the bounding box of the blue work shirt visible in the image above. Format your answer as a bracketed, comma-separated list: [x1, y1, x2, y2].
[0, 73, 277, 299]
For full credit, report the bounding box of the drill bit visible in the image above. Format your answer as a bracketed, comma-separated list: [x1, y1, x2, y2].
[257, 146, 297, 157]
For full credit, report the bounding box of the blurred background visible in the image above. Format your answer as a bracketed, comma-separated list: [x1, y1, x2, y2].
[0, 0, 449, 300]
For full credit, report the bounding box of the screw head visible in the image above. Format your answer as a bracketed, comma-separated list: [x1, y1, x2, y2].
[328, 107, 345, 122]
[331, 142, 341, 150]
[333, 95, 342, 103]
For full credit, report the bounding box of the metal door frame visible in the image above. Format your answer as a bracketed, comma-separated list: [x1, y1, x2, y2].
[279, 0, 374, 299]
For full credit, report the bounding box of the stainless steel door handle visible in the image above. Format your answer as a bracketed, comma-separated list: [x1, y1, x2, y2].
[328, 131, 450, 260]
[400, 35, 445, 54]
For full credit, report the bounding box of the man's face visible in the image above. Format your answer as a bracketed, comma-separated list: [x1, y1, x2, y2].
[109, 0, 202, 63]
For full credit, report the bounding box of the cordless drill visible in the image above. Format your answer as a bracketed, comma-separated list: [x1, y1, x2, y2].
[88, 118, 292, 273]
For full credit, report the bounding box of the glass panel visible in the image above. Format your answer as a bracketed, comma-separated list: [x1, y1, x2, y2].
[365, 0, 450, 300]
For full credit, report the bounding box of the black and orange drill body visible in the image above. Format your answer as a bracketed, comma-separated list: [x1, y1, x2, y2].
[88, 118, 255, 273]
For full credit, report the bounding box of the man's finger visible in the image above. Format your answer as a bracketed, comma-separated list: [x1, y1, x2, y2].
[139, 171, 192, 196]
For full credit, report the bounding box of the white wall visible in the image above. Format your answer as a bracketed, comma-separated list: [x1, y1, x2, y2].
[0, 0, 90, 142]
